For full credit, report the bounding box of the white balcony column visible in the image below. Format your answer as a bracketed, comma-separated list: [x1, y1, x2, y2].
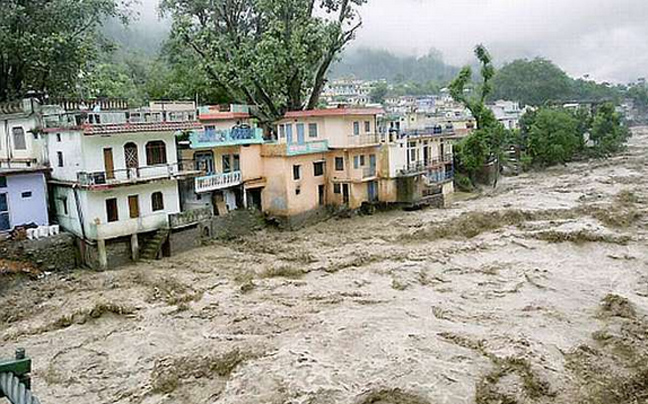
[131, 233, 140, 261]
[243, 187, 248, 209]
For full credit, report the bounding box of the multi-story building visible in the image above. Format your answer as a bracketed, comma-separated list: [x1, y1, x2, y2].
[0, 99, 51, 233]
[266, 108, 382, 226]
[45, 100, 200, 268]
[489, 100, 524, 130]
[380, 128, 455, 208]
[179, 105, 266, 215]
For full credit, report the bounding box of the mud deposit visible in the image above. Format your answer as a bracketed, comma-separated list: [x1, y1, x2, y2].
[2, 128, 648, 404]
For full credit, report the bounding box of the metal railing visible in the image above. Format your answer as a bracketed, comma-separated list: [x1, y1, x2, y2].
[397, 155, 454, 176]
[363, 167, 377, 178]
[190, 127, 264, 148]
[77, 163, 183, 186]
[195, 171, 242, 193]
[0, 348, 41, 404]
[286, 140, 329, 156]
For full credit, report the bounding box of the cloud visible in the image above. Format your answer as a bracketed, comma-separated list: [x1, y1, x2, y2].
[351, 0, 648, 83]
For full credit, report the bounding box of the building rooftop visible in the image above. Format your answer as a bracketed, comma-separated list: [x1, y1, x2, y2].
[199, 112, 251, 121]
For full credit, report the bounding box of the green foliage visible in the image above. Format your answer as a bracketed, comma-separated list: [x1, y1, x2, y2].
[626, 84, 648, 113]
[525, 108, 583, 166]
[369, 81, 389, 104]
[332, 48, 459, 83]
[589, 102, 630, 156]
[491, 58, 572, 106]
[0, 0, 131, 102]
[161, 0, 366, 122]
[454, 173, 474, 192]
[491, 58, 624, 106]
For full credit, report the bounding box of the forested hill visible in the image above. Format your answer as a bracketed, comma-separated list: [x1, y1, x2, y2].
[331, 48, 460, 82]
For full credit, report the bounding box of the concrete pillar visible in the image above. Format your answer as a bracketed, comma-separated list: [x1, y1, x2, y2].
[97, 239, 108, 270]
[131, 233, 139, 261]
[242, 186, 248, 209]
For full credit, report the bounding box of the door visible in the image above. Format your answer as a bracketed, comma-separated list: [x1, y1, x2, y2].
[104, 148, 115, 180]
[318, 185, 325, 206]
[423, 146, 429, 165]
[286, 124, 293, 144]
[440, 143, 445, 161]
[342, 184, 350, 205]
[128, 195, 140, 219]
[0, 193, 9, 231]
[368, 181, 378, 202]
[369, 154, 377, 176]
[296, 123, 305, 145]
[195, 151, 215, 174]
[124, 143, 139, 179]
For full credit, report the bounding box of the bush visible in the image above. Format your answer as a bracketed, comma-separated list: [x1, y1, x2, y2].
[454, 173, 474, 191]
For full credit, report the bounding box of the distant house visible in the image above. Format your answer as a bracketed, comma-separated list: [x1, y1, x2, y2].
[0, 99, 50, 233]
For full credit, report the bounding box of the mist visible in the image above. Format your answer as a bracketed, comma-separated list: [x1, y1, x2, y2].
[132, 0, 648, 83]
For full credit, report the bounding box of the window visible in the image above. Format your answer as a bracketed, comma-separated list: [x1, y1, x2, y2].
[360, 155, 366, 166]
[0, 177, 6, 188]
[12, 127, 26, 150]
[21, 191, 32, 199]
[57, 151, 64, 167]
[364, 121, 371, 133]
[61, 197, 68, 215]
[353, 121, 360, 136]
[56, 133, 61, 142]
[308, 123, 318, 138]
[233, 154, 240, 171]
[334, 183, 341, 194]
[354, 156, 359, 169]
[295, 187, 301, 195]
[128, 195, 140, 219]
[293, 165, 301, 180]
[146, 141, 167, 165]
[151, 192, 164, 211]
[106, 198, 119, 223]
[278, 124, 286, 139]
[222, 155, 231, 173]
[313, 161, 324, 177]
[335, 157, 344, 171]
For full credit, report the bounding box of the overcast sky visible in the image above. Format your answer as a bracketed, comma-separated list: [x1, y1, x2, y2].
[137, 0, 648, 83]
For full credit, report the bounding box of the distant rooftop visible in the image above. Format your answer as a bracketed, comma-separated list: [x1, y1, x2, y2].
[284, 107, 384, 119]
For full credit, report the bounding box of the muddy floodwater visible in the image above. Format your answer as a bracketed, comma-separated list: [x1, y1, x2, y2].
[2, 128, 648, 404]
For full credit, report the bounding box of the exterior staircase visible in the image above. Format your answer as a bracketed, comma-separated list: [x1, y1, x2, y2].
[140, 228, 170, 260]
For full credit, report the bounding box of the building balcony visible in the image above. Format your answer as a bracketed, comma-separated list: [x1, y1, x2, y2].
[424, 169, 454, 185]
[397, 155, 454, 177]
[261, 140, 329, 157]
[77, 163, 196, 188]
[331, 133, 380, 148]
[195, 171, 242, 193]
[363, 167, 377, 179]
[190, 127, 264, 148]
[89, 211, 170, 240]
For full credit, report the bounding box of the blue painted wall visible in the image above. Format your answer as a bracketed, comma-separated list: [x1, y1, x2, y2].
[3, 172, 49, 229]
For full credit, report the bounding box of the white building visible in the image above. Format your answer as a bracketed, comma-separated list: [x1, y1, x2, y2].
[489, 100, 524, 130]
[45, 100, 200, 268]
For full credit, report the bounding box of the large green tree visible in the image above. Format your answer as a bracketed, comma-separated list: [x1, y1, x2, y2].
[525, 108, 583, 166]
[589, 102, 630, 155]
[161, 0, 366, 122]
[0, 0, 131, 102]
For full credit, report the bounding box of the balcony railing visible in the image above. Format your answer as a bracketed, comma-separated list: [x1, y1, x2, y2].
[261, 140, 329, 157]
[424, 169, 454, 185]
[195, 171, 242, 193]
[190, 127, 264, 148]
[332, 133, 380, 148]
[397, 155, 454, 176]
[77, 163, 187, 186]
[363, 167, 377, 178]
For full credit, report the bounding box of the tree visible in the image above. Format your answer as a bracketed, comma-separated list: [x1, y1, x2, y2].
[449, 44, 497, 131]
[161, 0, 366, 123]
[369, 81, 388, 104]
[0, 0, 131, 102]
[589, 102, 630, 155]
[525, 108, 582, 167]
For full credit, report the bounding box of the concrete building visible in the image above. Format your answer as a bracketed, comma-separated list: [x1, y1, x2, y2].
[45, 99, 200, 268]
[179, 105, 266, 215]
[0, 99, 50, 233]
[489, 100, 524, 130]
